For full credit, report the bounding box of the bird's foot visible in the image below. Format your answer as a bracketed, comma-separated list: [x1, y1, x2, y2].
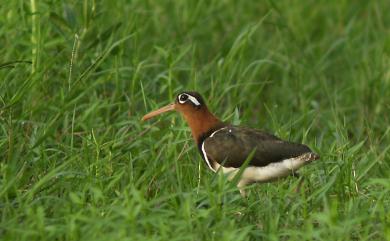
[293, 177, 305, 193]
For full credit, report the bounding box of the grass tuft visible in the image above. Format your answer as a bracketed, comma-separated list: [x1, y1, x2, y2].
[0, 0, 389, 240]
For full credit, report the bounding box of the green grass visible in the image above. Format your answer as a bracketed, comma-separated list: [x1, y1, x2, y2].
[1, 0, 390, 240]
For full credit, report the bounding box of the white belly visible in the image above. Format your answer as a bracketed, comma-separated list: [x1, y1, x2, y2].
[213, 155, 309, 184]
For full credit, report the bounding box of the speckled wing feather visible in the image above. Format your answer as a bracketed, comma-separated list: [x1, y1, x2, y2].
[203, 126, 313, 168]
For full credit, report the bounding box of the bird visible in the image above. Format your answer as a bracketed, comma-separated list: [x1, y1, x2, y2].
[142, 91, 319, 196]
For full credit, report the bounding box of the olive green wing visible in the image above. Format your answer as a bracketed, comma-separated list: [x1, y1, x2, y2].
[203, 126, 312, 168]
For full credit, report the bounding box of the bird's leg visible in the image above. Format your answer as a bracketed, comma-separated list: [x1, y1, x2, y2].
[219, 166, 251, 197]
[224, 169, 248, 197]
[292, 173, 305, 193]
[237, 179, 249, 197]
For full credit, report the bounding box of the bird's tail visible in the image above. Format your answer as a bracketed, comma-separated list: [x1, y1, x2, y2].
[304, 152, 320, 162]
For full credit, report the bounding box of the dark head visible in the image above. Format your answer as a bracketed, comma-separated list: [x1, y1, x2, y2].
[142, 91, 223, 142]
[142, 91, 207, 121]
[174, 91, 206, 111]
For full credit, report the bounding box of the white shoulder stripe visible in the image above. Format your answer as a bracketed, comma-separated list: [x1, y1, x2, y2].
[201, 142, 216, 172]
[200, 127, 228, 172]
[210, 127, 227, 137]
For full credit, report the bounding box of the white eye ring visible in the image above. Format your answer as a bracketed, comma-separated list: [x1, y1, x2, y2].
[178, 93, 201, 106]
[178, 94, 188, 104]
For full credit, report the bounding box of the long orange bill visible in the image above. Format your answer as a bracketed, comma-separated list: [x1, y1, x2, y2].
[142, 104, 175, 121]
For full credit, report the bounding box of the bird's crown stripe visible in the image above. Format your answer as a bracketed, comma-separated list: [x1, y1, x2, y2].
[187, 95, 201, 106]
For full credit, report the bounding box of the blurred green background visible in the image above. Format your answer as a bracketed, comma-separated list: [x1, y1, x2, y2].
[1, 0, 389, 240]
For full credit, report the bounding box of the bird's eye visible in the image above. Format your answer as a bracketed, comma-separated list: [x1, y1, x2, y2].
[179, 94, 188, 103]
